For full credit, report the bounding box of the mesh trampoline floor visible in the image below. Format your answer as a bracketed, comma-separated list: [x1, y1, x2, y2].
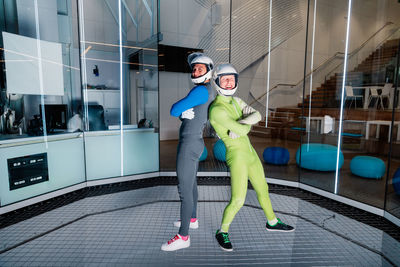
[0, 184, 399, 266]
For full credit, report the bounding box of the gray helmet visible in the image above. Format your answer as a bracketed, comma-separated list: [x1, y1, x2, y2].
[187, 52, 214, 84]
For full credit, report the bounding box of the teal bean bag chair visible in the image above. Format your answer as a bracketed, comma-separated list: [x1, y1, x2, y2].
[263, 147, 290, 165]
[213, 139, 226, 162]
[296, 143, 344, 171]
[199, 146, 207, 161]
[350, 156, 385, 179]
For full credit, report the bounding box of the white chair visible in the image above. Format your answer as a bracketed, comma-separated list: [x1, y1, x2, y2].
[345, 86, 363, 109]
[368, 83, 392, 110]
[380, 83, 392, 109]
[368, 87, 380, 109]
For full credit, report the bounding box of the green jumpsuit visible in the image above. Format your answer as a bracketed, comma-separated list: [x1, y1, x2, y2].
[209, 95, 276, 232]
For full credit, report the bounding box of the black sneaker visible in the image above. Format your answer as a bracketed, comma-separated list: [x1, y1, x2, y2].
[266, 218, 294, 232]
[215, 230, 233, 251]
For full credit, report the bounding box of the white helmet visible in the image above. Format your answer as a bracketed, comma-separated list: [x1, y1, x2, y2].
[187, 52, 214, 84]
[213, 63, 238, 96]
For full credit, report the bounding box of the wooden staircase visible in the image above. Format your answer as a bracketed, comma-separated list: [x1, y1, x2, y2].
[250, 108, 303, 140]
[299, 38, 399, 109]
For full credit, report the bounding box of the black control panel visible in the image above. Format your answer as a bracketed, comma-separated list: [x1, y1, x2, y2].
[8, 153, 49, 190]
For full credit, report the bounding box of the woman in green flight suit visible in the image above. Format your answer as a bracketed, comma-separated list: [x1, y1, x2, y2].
[209, 63, 294, 251]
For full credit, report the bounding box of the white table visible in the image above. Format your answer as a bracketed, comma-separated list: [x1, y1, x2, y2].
[365, 120, 400, 143]
[301, 116, 335, 134]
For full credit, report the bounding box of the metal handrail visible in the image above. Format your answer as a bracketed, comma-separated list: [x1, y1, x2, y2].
[324, 24, 400, 79]
[250, 22, 398, 106]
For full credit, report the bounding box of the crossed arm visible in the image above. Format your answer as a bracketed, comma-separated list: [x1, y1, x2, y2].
[233, 97, 261, 125]
[210, 106, 252, 137]
[210, 98, 261, 139]
[170, 85, 209, 117]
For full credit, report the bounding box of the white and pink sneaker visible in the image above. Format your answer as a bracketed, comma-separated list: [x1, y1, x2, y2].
[173, 218, 199, 229]
[161, 234, 190, 251]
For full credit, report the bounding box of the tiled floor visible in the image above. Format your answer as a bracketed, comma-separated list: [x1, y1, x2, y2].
[0, 184, 399, 266]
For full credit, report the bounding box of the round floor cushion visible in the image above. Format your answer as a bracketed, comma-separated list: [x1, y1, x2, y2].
[199, 146, 208, 161]
[296, 143, 344, 171]
[350, 156, 385, 179]
[263, 147, 290, 165]
[392, 168, 400, 194]
[213, 139, 226, 162]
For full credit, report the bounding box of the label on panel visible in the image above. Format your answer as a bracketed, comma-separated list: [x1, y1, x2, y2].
[7, 153, 49, 190]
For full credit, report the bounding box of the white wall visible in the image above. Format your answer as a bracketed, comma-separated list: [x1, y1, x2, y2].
[159, 72, 192, 140]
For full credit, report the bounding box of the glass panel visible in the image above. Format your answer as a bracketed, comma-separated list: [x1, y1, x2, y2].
[79, 0, 159, 180]
[336, 0, 400, 209]
[1, 0, 81, 139]
[122, 0, 159, 176]
[158, 0, 231, 172]
[297, 0, 349, 193]
[0, 0, 86, 205]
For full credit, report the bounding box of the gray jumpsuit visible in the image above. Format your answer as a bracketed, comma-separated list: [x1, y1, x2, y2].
[175, 83, 215, 236]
